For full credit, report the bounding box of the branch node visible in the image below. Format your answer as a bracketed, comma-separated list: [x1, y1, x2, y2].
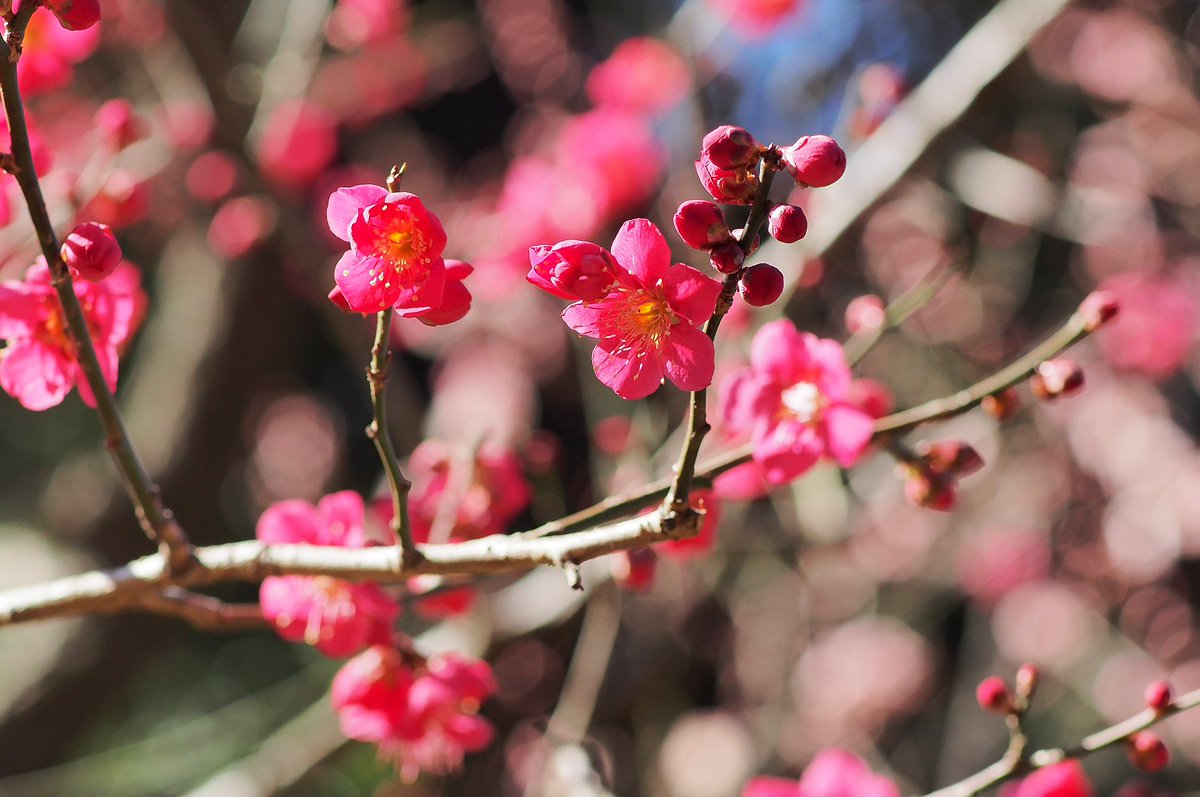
[564, 561, 584, 591]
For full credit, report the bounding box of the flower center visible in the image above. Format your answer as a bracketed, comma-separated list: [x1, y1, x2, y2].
[34, 296, 75, 356]
[781, 381, 822, 423]
[365, 203, 430, 276]
[611, 287, 676, 349]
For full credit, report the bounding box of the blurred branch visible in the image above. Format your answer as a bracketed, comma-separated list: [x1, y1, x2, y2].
[543, 581, 622, 747]
[842, 259, 957, 366]
[922, 688, 1200, 797]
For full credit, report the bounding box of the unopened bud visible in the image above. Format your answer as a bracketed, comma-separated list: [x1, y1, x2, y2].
[1127, 731, 1170, 772]
[781, 135, 846, 187]
[845, 294, 886, 334]
[1079, 289, 1119, 332]
[700, 125, 760, 170]
[919, 440, 984, 476]
[709, 241, 745, 274]
[739, 264, 784, 307]
[767, 203, 808, 244]
[695, 156, 758, 205]
[1016, 663, 1040, 701]
[982, 389, 1021, 422]
[61, 222, 121, 282]
[1144, 680, 1172, 714]
[903, 468, 956, 511]
[976, 676, 1013, 714]
[45, 0, 101, 30]
[674, 200, 732, 250]
[1031, 359, 1084, 401]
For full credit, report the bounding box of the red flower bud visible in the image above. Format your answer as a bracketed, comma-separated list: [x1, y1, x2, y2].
[767, 203, 809, 244]
[695, 155, 758, 205]
[1144, 680, 1172, 714]
[919, 440, 984, 476]
[1127, 731, 1170, 772]
[781, 134, 846, 187]
[700, 125, 760, 169]
[45, 0, 101, 30]
[709, 241, 745, 274]
[61, 222, 121, 282]
[1079, 289, 1119, 332]
[612, 547, 657, 592]
[739, 264, 784, 307]
[1031, 359, 1084, 401]
[976, 676, 1013, 714]
[1016, 663, 1040, 700]
[674, 200, 732, 250]
[903, 468, 956, 511]
[982, 388, 1021, 421]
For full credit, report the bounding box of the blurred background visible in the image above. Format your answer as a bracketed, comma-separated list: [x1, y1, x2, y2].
[0, 0, 1199, 794]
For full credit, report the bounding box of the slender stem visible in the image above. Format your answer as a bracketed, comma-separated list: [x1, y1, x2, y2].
[663, 156, 778, 514]
[365, 307, 418, 566]
[0, 9, 194, 572]
[921, 688, 1200, 797]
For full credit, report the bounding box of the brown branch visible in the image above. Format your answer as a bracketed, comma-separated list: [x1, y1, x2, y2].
[0, 9, 195, 573]
[921, 688, 1200, 797]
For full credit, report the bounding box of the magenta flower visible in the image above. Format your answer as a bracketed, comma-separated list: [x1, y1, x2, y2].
[721, 320, 874, 484]
[532, 219, 722, 400]
[332, 645, 496, 781]
[742, 749, 899, 797]
[326, 184, 448, 315]
[0, 260, 142, 411]
[257, 491, 399, 659]
[1011, 761, 1092, 797]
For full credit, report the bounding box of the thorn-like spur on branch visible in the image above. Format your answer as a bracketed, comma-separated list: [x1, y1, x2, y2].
[0, 6, 196, 573]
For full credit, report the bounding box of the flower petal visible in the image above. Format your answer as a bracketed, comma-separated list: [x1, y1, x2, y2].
[756, 418, 823, 484]
[562, 301, 607, 338]
[327, 184, 386, 242]
[257, 499, 324, 544]
[334, 250, 402, 314]
[592, 342, 663, 399]
[0, 283, 39, 339]
[0, 340, 73, 410]
[661, 263, 721, 326]
[392, 256, 446, 317]
[821, 403, 875, 468]
[662, 322, 715, 392]
[610, 218, 670, 284]
[317, 491, 367, 547]
[749, 319, 807, 384]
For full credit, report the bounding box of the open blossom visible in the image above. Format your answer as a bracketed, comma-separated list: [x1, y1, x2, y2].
[407, 440, 531, 544]
[326, 184, 448, 315]
[531, 219, 722, 400]
[4, 7, 100, 96]
[721, 320, 874, 484]
[742, 749, 899, 797]
[257, 491, 399, 658]
[332, 645, 496, 781]
[0, 260, 142, 411]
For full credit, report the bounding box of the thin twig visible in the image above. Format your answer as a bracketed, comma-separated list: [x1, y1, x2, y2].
[0, 9, 195, 572]
[843, 259, 957, 366]
[921, 688, 1200, 797]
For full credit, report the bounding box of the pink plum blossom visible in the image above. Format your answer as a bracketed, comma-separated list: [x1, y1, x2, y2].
[407, 440, 531, 544]
[532, 219, 722, 400]
[742, 749, 899, 797]
[257, 99, 338, 189]
[0, 259, 143, 411]
[1097, 272, 1196, 378]
[332, 645, 496, 780]
[710, 0, 805, 36]
[257, 491, 399, 658]
[5, 7, 100, 96]
[721, 320, 874, 484]
[1009, 761, 1092, 797]
[326, 184, 448, 315]
[585, 38, 690, 115]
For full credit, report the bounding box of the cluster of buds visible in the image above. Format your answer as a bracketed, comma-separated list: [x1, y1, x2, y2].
[976, 664, 1039, 715]
[680, 125, 847, 310]
[900, 440, 984, 511]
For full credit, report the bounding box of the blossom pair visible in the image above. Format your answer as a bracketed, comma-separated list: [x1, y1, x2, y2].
[326, 185, 471, 324]
[528, 219, 722, 400]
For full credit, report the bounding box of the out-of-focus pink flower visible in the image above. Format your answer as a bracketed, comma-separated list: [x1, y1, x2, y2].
[257, 491, 400, 658]
[846, 378, 893, 419]
[713, 460, 772, 501]
[586, 37, 690, 115]
[61, 222, 121, 282]
[742, 749, 899, 797]
[257, 100, 338, 189]
[956, 529, 1049, 607]
[6, 8, 100, 95]
[325, 0, 408, 50]
[612, 546, 658, 591]
[0, 259, 142, 410]
[81, 170, 149, 228]
[1010, 761, 1092, 797]
[845, 295, 886, 334]
[557, 109, 664, 222]
[710, 0, 805, 36]
[186, 151, 240, 204]
[208, 195, 277, 259]
[541, 219, 722, 399]
[326, 184, 447, 314]
[332, 645, 496, 780]
[94, 100, 147, 150]
[721, 320, 874, 484]
[407, 440, 531, 543]
[1097, 272, 1196, 379]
